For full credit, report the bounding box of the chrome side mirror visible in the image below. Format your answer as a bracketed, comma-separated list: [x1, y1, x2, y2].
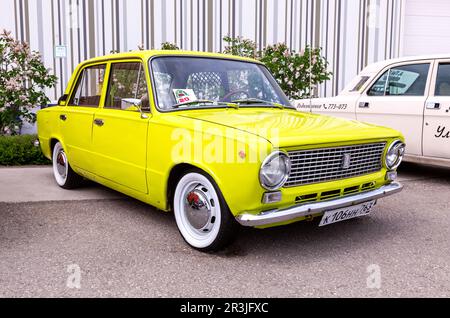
[122, 98, 149, 119]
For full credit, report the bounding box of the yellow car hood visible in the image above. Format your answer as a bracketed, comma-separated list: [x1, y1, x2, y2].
[178, 108, 401, 148]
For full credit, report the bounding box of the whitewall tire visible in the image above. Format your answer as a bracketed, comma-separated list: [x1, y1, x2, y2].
[173, 171, 239, 251]
[52, 142, 83, 189]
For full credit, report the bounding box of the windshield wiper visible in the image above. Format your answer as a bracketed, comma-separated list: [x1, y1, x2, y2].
[231, 98, 291, 109]
[172, 100, 239, 109]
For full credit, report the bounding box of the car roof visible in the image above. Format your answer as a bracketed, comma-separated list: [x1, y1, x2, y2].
[81, 50, 263, 65]
[362, 54, 450, 74]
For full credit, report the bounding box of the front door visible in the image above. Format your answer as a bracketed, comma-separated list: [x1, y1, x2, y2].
[61, 63, 106, 173]
[92, 61, 150, 194]
[423, 60, 450, 158]
[356, 61, 432, 156]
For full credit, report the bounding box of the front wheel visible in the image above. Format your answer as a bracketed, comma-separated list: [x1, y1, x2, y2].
[52, 142, 83, 189]
[173, 171, 239, 252]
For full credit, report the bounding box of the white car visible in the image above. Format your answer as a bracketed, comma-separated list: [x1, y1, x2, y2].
[295, 54, 450, 168]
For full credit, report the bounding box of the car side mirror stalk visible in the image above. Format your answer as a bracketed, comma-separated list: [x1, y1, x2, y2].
[122, 98, 149, 119]
[58, 94, 68, 106]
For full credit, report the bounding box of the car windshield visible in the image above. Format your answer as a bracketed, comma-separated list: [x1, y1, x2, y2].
[150, 56, 291, 111]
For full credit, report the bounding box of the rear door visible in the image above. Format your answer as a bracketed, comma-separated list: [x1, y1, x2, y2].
[356, 61, 433, 155]
[423, 60, 450, 158]
[91, 60, 150, 194]
[61, 63, 106, 172]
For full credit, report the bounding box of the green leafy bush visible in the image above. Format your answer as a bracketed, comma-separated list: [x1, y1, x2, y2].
[222, 36, 258, 58]
[0, 30, 57, 135]
[161, 42, 180, 50]
[158, 38, 332, 100]
[0, 134, 50, 166]
[259, 43, 332, 99]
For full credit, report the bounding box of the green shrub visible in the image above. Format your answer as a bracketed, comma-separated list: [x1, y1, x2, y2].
[0, 134, 50, 166]
[159, 38, 332, 100]
[0, 30, 57, 136]
[161, 42, 180, 50]
[259, 44, 332, 99]
[222, 36, 258, 58]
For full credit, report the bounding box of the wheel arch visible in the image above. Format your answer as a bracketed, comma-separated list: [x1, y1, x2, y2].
[49, 137, 71, 164]
[166, 162, 223, 211]
[49, 138, 59, 154]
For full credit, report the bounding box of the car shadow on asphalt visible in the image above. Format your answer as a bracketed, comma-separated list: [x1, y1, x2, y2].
[70, 181, 418, 259]
[99, 196, 400, 260]
[2, 161, 445, 260]
[220, 215, 400, 259]
[398, 162, 450, 181]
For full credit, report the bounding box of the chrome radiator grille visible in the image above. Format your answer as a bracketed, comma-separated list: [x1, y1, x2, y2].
[285, 142, 386, 187]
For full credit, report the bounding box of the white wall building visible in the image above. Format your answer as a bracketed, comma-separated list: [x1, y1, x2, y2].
[1, 0, 450, 103]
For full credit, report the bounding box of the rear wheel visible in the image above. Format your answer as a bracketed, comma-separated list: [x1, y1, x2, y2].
[173, 171, 239, 252]
[52, 142, 83, 189]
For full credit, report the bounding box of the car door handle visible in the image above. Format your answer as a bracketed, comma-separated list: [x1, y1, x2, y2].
[426, 102, 440, 109]
[359, 102, 370, 108]
[94, 118, 104, 126]
[59, 114, 67, 121]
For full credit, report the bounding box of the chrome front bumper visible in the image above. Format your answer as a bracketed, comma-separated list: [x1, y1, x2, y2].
[235, 182, 403, 227]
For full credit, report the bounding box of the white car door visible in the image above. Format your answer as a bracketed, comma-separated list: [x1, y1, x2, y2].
[423, 60, 450, 159]
[356, 61, 433, 156]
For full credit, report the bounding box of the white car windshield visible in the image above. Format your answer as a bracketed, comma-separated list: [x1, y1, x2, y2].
[150, 56, 291, 111]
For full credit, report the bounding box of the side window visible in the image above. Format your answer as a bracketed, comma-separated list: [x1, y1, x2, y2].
[69, 64, 106, 106]
[105, 62, 149, 111]
[368, 63, 430, 96]
[435, 63, 450, 96]
[350, 76, 370, 92]
[367, 70, 389, 96]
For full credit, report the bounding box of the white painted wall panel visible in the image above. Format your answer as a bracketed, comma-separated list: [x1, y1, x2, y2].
[1, 0, 404, 99]
[402, 0, 450, 56]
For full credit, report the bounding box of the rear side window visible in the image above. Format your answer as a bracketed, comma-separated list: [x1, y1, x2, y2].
[367, 63, 430, 96]
[69, 64, 106, 106]
[435, 63, 450, 96]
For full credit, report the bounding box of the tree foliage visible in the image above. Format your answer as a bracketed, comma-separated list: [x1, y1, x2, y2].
[0, 30, 57, 135]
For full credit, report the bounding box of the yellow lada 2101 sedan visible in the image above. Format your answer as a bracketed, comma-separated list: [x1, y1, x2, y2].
[37, 51, 405, 251]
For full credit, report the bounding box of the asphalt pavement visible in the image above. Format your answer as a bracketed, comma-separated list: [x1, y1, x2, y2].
[0, 163, 449, 297]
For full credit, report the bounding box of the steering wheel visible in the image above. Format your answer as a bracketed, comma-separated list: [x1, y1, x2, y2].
[220, 89, 250, 102]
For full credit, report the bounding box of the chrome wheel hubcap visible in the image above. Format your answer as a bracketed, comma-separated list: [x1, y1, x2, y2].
[183, 184, 214, 233]
[56, 150, 67, 178]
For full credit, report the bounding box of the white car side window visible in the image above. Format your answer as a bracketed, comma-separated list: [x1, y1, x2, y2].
[368, 63, 430, 97]
[435, 63, 450, 96]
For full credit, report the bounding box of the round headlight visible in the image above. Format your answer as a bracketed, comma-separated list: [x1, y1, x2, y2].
[385, 140, 406, 170]
[259, 151, 291, 190]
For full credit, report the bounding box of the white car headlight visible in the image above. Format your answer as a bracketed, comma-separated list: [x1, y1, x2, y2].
[259, 151, 291, 190]
[385, 140, 406, 170]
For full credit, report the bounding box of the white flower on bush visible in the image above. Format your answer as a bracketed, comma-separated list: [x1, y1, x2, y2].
[221, 37, 332, 100]
[3, 126, 12, 135]
[0, 29, 57, 135]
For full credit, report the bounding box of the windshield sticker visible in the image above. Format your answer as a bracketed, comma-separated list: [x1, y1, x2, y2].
[173, 89, 197, 105]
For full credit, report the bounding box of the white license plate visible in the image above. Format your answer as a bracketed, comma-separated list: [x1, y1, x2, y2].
[319, 200, 376, 227]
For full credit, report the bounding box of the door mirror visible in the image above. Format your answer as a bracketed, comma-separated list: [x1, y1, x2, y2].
[122, 98, 148, 119]
[122, 98, 142, 107]
[58, 94, 68, 106]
